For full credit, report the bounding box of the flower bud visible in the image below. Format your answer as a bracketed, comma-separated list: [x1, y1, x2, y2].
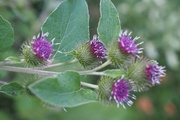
[125, 58, 166, 91]
[118, 30, 143, 57]
[144, 60, 166, 85]
[21, 32, 54, 67]
[74, 42, 96, 68]
[74, 35, 107, 68]
[107, 30, 143, 67]
[90, 35, 107, 60]
[107, 41, 132, 67]
[98, 76, 136, 108]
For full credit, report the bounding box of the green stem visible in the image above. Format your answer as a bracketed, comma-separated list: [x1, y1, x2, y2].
[0, 79, 97, 89]
[0, 61, 22, 66]
[0, 80, 8, 85]
[0, 66, 102, 89]
[0, 66, 105, 76]
[92, 60, 111, 71]
[80, 60, 111, 74]
[80, 71, 104, 76]
[42, 59, 78, 69]
[0, 66, 58, 76]
[81, 81, 99, 90]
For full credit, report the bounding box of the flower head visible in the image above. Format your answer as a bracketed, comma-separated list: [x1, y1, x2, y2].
[145, 61, 166, 85]
[21, 32, 54, 67]
[90, 35, 107, 60]
[73, 42, 96, 68]
[32, 32, 54, 60]
[118, 30, 143, 57]
[110, 78, 136, 108]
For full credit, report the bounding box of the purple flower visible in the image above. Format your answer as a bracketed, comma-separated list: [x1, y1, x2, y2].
[145, 62, 166, 85]
[110, 78, 136, 108]
[118, 30, 143, 57]
[90, 35, 107, 60]
[32, 32, 54, 60]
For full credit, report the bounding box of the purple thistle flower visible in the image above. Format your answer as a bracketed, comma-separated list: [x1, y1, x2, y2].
[145, 62, 166, 85]
[118, 30, 143, 57]
[32, 32, 54, 61]
[110, 77, 136, 108]
[90, 35, 107, 60]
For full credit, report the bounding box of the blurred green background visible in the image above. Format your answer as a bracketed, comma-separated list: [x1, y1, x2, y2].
[0, 0, 179, 120]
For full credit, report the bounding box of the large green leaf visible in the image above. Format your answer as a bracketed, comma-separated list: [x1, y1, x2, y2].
[97, 0, 120, 45]
[0, 82, 23, 97]
[29, 71, 97, 108]
[0, 16, 14, 53]
[42, 0, 89, 62]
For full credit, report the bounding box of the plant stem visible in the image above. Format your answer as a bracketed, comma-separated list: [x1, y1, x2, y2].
[0, 61, 21, 66]
[80, 71, 104, 76]
[42, 59, 78, 69]
[92, 60, 111, 71]
[0, 80, 8, 85]
[80, 60, 111, 74]
[0, 66, 105, 76]
[0, 65, 103, 89]
[0, 66, 59, 76]
[81, 81, 99, 90]
[0, 60, 111, 76]
[0, 79, 98, 89]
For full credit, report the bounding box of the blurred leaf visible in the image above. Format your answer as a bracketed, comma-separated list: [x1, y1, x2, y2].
[0, 111, 11, 120]
[103, 69, 125, 78]
[144, 42, 158, 59]
[165, 50, 179, 69]
[29, 71, 97, 108]
[0, 16, 14, 53]
[97, 0, 120, 45]
[0, 82, 23, 97]
[42, 0, 89, 62]
[5, 56, 21, 63]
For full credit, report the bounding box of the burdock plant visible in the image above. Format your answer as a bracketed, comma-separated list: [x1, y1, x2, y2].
[0, 0, 166, 110]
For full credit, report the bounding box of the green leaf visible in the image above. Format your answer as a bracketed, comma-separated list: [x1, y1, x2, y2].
[5, 56, 21, 63]
[0, 16, 14, 53]
[103, 69, 125, 78]
[29, 71, 97, 108]
[0, 82, 23, 97]
[97, 0, 121, 45]
[42, 0, 89, 62]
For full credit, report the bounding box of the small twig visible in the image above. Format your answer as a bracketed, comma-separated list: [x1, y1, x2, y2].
[0, 80, 8, 85]
[0, 79, 98, 89]
[81, 81, 99, 90]
[79, 71, 104, 76]
[91, 60, 111, 71]
[0, 66, 102, 89]
[0, 66, 59, 76]
[42, 59, 78, 69]
[80, 60, 111, 74]
[0, 66, 107, 76]
[0, 61, 22, 66]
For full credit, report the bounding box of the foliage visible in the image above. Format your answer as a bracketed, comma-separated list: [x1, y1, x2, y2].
[0, 16, 14, 53]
